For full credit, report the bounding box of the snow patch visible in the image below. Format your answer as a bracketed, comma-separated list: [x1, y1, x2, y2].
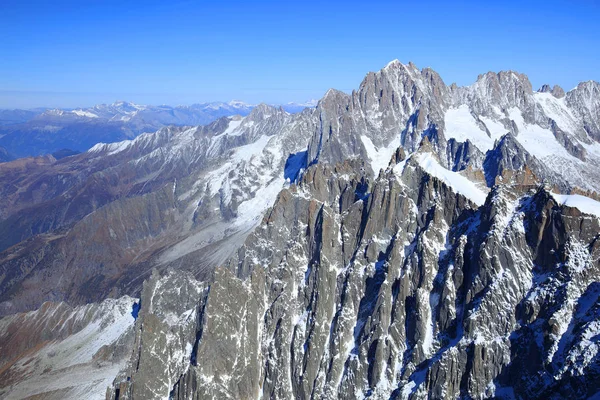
[444, 105, 502, 152]
[1, 297, 137, 400]
[534, 92, 581, 135]
[235, 176, 285, 226]
[223, 118, 243, 136]
[414, 153, 488, 205]
[550, 193, 600, 219]
[361, 135, 400, 175]
[508, 107, 574, 160]
[72, 110, 99, 118]
[89, 138, 133, 155]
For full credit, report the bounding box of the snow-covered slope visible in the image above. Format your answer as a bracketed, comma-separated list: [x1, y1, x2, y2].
[412, 152, 488, 205]
[551, 192, 600, 219]
[0, 296, 137, 399]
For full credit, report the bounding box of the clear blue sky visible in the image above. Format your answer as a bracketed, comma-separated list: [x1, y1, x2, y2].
[0, 0, 598, 109]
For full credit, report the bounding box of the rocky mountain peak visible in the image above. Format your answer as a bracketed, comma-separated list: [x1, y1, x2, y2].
[246, 102, 279, 119]
[476, 70, 533, 91]
[483, 132, 540, 187]
[318, 88, 351, 108]
[457, 70, 534, 115]
[539, 83, 566, 98]
[376, 59, 448, 98]
[567, 80, 600, 113]
[566, 80, 600, 142]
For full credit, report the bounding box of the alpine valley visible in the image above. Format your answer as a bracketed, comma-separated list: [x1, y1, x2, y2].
[1, 60, 599, 399]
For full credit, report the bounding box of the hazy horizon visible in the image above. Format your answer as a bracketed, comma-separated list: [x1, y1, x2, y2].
[0, 92, 322, 110]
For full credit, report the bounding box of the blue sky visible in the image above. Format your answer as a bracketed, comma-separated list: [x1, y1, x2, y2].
[0, 0, 598, 108]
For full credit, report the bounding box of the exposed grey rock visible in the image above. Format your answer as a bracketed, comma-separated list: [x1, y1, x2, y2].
[108, 147, 600, 399]
[551, 84, 566, 98]
[483, 133, 545, 187]
[452, 71, 535, 125]
[566, 80, 600, 142]
[307, 60, 450, 172]
[107, 269, 206, 400]
[446, 138, 484, 172]
[550, 119, 587, 160]
[539, 84, 566, 99]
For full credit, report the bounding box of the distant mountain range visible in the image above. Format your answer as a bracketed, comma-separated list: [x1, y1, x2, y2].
[0, 100, 317, 159]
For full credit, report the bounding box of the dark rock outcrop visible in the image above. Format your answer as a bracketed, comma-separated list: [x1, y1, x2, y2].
[109, 153, 600, 399]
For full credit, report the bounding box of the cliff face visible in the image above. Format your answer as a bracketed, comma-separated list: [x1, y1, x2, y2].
[110, 148, 600, 399]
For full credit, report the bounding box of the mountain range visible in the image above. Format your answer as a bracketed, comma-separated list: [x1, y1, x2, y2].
[0, 60, 599, 399]
[0, 100, 316, 160]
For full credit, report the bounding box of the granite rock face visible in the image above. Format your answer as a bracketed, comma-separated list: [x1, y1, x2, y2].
[539, 84, 566, 99]
[566, 81, 600, 142]
[109, 146, 600, 399]
[106, 269, 207, 400]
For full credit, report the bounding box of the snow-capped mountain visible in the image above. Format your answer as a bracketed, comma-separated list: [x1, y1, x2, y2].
[37, 100, 255, 123]
[61, 99, 316, 122]
[0, 100, 319, 160]
[280, 99, 319, 113]
[1, 60, 600, 399]
[0, 100, 258, 159]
